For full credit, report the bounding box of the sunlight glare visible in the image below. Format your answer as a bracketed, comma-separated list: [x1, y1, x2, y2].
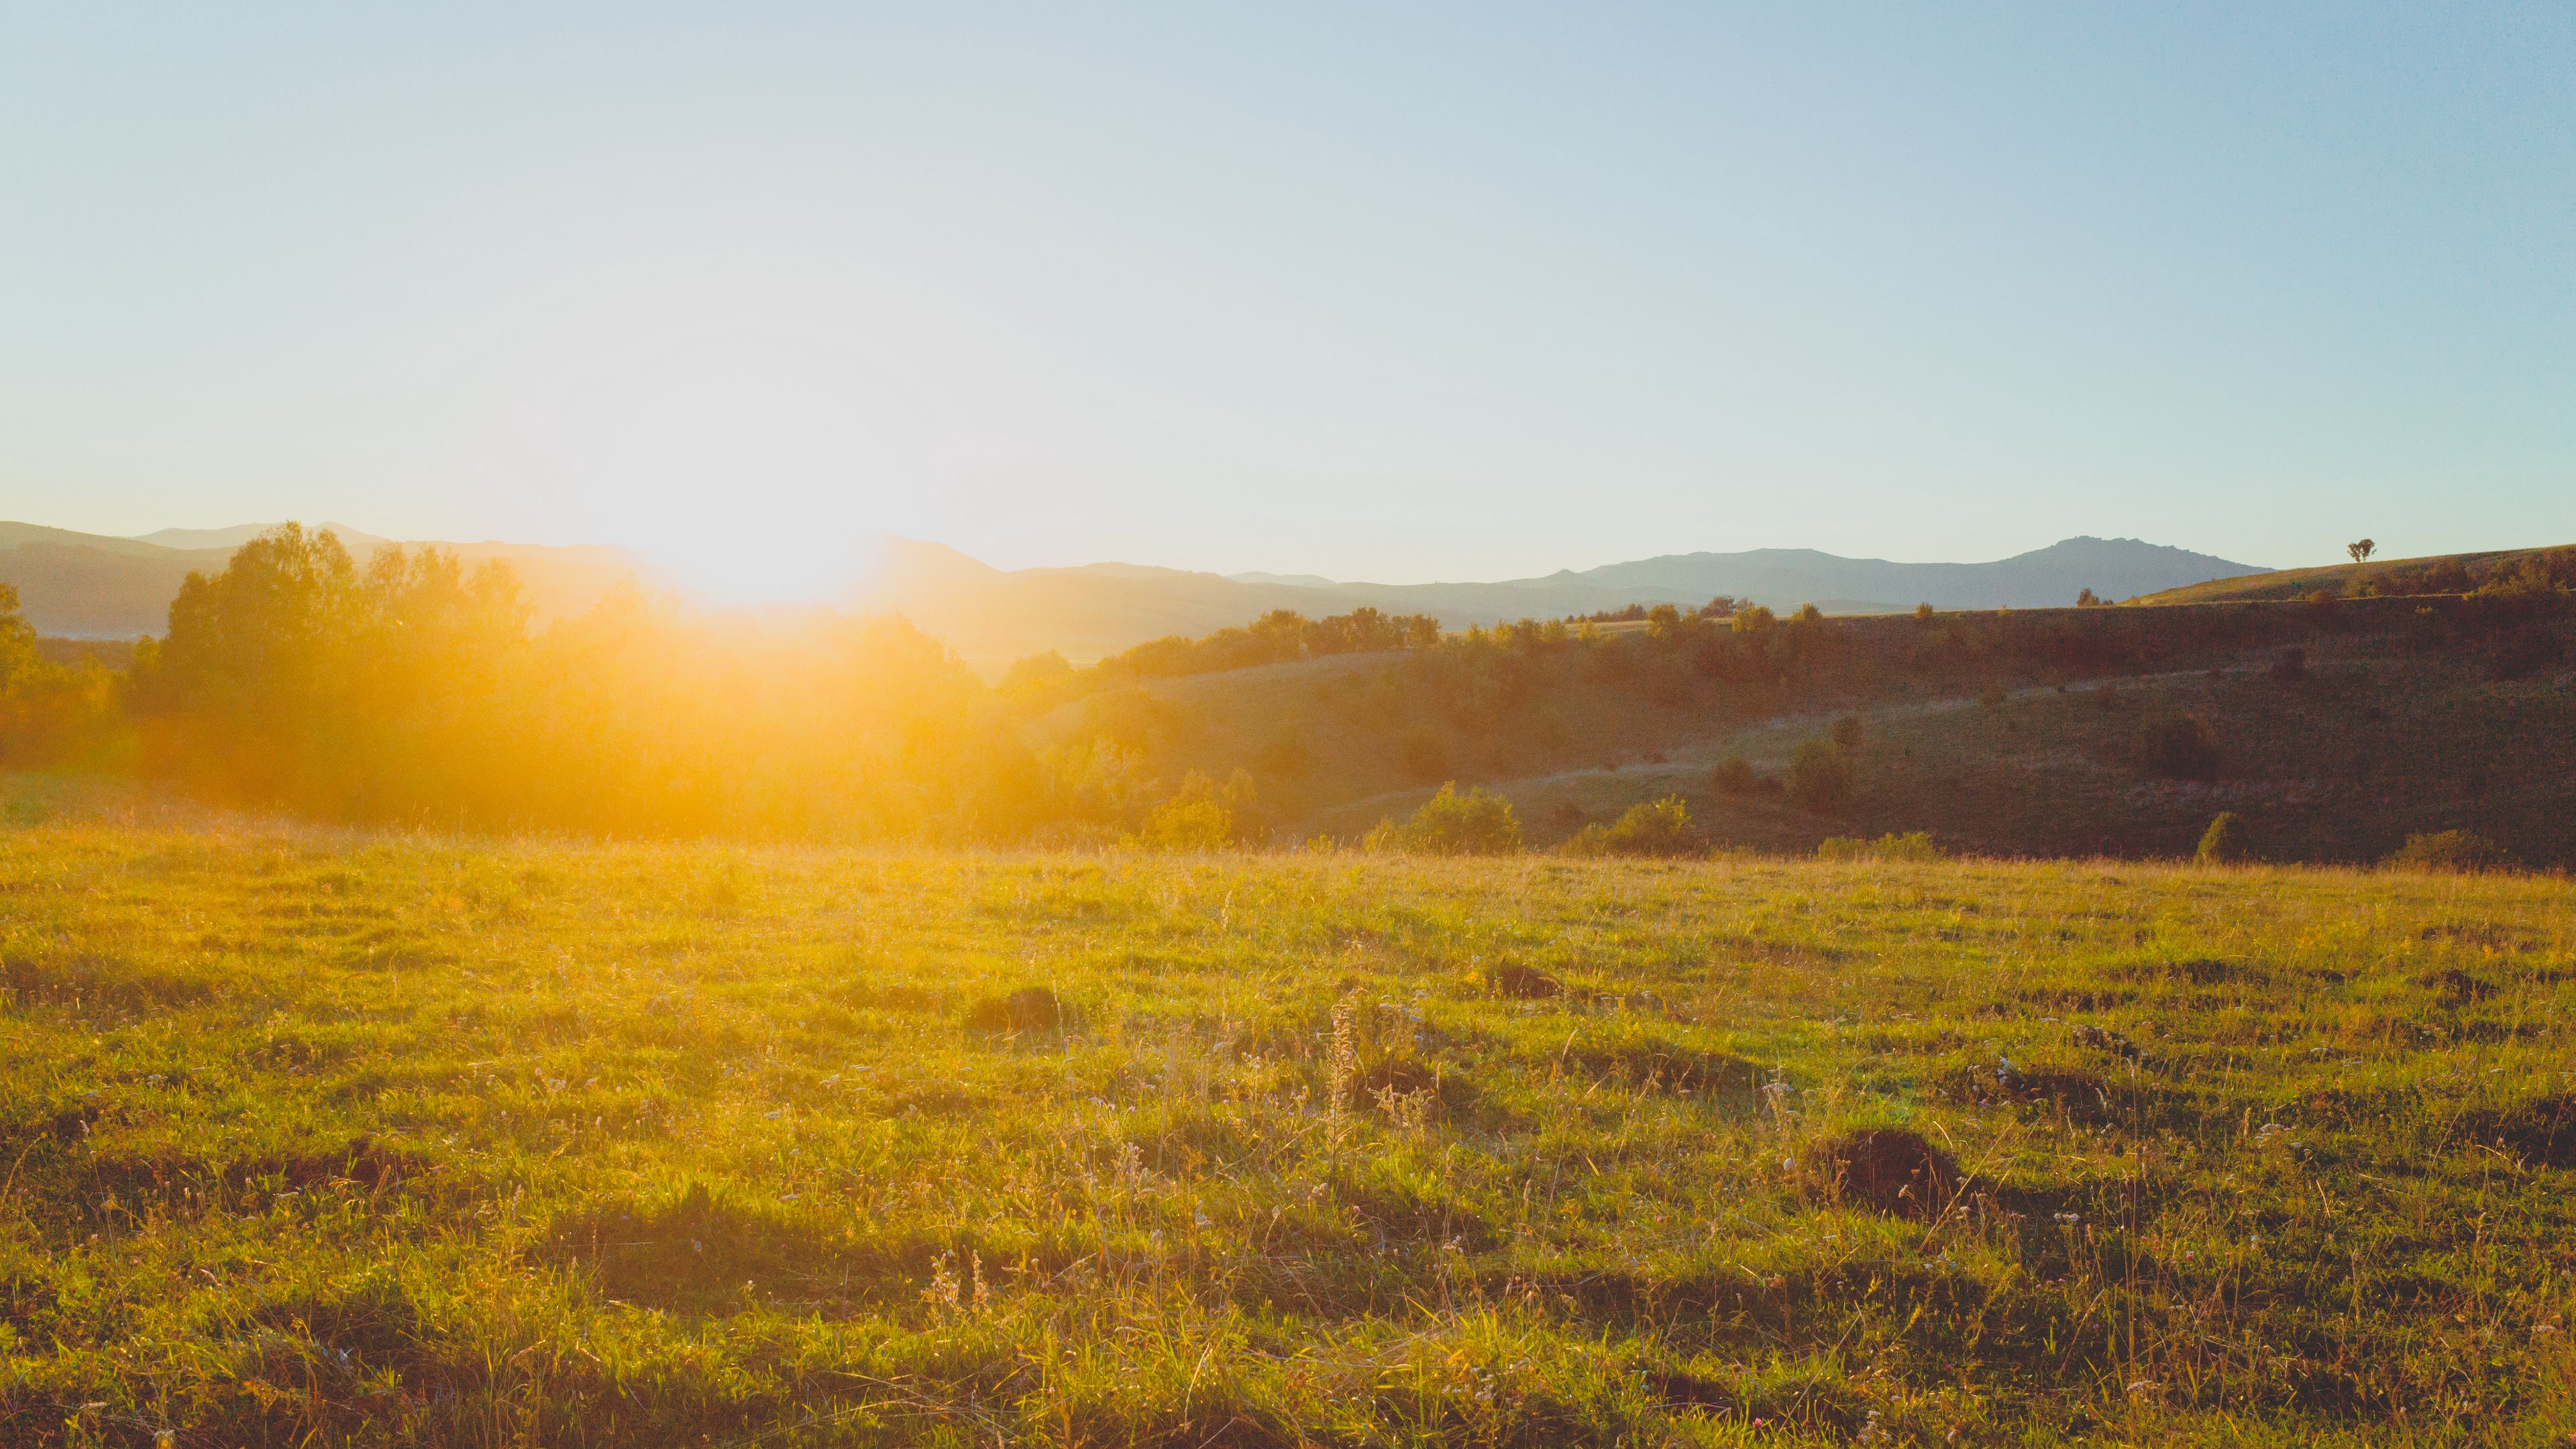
[473, 258, 1093, 604]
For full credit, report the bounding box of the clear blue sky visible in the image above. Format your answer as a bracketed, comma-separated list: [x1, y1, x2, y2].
[3, 5, 2569, 599]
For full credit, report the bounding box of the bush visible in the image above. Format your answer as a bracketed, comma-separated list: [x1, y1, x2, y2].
[1829, 712, 1864, 753]
[1710, 756, 1758, 795]
[1130, 769, 1259, 851]
[1817, 831, 1942, 862]
[2383, 830, 2514, 873]
[2269, 647, 2306, 682]
[2195, 811, 2249, 864]
[1366, 782, 1522, 855]
[2137, 713, 2221, 780]
[1136, 795, 1232, 851]
[1786, 739, 1853, 812]
[1560, 796, 1701, 857]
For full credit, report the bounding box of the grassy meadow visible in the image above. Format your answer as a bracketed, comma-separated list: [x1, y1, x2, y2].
[3, 826, 2573, 1445]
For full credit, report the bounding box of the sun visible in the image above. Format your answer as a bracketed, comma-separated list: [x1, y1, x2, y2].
[466, 255, 1089, 606]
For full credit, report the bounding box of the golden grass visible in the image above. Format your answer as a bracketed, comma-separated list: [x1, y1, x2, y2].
[3, 826, 2572, 1444]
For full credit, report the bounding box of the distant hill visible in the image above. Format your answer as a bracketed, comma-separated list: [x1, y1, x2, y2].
[6, 518, 2264, 657]
[859, 535, 2265, 669]
[1536, 536, 2264, 612]
[0, 523, 651, 638]
[125, 522, 394, 552]
[2124, 544, 2571, 606]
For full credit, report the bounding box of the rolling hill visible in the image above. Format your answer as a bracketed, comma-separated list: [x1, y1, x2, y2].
[2125, 543, 2571, 606]
[1030, 590, 2576, 865]
[856, 534, 2265, 669]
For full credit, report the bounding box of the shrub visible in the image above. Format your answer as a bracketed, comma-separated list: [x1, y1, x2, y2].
[1786, 739, 1853, 812]
[2269, 647, 2306, 682]
[2137, 712, 2221, 780]
[1131, 769, 1260, 851]
[1710, 757, 1758, 795]
[1136, 795, 1232, 851]
[1817, 832, 1942, 862]
[1558, 823, 1611, 855]
[2195, 811, 2249, 864]
[1829, 712, 1864, 753]
[2383, 830, 2514, 873]
[1367, 782, 1522, 855]
[1560, 796, 1701, 857]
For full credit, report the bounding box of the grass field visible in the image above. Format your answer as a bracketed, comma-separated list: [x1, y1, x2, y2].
[4, 827, 2575, 1445]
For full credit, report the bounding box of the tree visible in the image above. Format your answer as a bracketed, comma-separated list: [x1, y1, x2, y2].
[2196, 812, 2249, 863]
[2076, 588, 2102, 607]
[0, 584, 115, 767]
[1786, 739, 1853, 811]
[2347, 539, 2377, 564]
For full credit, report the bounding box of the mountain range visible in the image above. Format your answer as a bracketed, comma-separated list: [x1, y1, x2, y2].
[2, 522, 2262, 669]
[848, 533, 2265, 667]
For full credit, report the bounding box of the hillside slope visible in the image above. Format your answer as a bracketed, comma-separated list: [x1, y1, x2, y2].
[2127, 543, 2570, 606]
[1036, 594, 2576, 865]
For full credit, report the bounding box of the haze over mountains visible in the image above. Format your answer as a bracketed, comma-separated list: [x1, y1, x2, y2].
[3, 521, 2261, 668]
[855, 535, 2265, 668]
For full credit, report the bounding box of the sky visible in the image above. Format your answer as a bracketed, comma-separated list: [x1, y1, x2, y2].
[2, 5, 2570, 601]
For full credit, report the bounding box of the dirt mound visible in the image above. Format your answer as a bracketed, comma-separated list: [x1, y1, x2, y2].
[1809, 1128, 1960, 1220]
